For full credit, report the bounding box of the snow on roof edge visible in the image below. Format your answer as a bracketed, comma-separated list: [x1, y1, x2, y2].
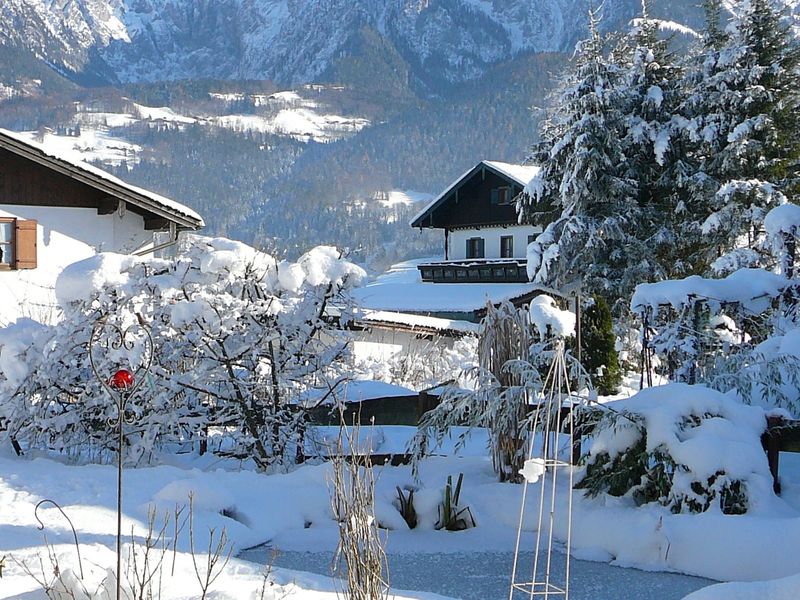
[360, 309, 480, 334]
[409, 163, 476, 227]
[0, 128, 204, 228]
[483, 161, 540, 187]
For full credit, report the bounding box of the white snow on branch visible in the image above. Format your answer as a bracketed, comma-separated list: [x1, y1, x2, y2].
[764, 202, 800, 237]
[631, 18, 700, 38]
[528, 294, 575, 338]
[631, 268, 788, 313]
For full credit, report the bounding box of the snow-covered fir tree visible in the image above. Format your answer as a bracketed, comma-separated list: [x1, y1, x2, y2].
[680, 0, 800, 273]
[521, 9, 638, 306]
[616, 3, 688, 280]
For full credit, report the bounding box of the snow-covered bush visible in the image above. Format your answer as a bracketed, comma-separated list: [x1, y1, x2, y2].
[631, 268, 788, 384]
[0, 236, 364, 468]
[706, 328, 800, 415]
[577, 384, 774, 515]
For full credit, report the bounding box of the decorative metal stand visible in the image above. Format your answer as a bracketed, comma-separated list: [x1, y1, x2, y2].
[34, 499, 84, 579]
[510, 340, 583, 600]
[89, 315, 153, 600]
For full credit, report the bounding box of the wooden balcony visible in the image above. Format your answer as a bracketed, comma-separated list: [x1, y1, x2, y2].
[417, 258, 529, 283]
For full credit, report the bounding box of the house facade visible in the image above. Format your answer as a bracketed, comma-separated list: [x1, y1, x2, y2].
[0, 128, 204, 324]
[410, 160, 542, 283]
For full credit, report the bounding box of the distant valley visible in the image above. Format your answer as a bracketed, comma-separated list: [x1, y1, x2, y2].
[0, 0, 707, 268]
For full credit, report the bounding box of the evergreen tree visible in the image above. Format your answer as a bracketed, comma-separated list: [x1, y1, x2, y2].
[521, 9, 638, 304]
[614, 4, 687, 281]
[581, 296, 622, 395]
[680, 0, 800, 273]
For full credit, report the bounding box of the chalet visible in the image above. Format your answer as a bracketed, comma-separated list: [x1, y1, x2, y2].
[410, 160, 542, 283]
[0, 128, 203, 323]
[353, 159, 553, 335]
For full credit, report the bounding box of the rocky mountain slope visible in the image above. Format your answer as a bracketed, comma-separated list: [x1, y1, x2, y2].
[0, 0, 703, 88]
[0, 0, 710, 266]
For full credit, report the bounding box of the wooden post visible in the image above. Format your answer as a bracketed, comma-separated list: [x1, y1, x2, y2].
[417, 390, 439, 421]
[199, 425, 208, 456]
[574, 293, 582, 365]
[762, 416, 783, 495]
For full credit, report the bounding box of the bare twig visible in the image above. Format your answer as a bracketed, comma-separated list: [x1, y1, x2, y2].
[188, 493, 234, 600]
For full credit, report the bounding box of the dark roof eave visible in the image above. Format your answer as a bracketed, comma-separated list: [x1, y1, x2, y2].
[0, 134, 203, 230]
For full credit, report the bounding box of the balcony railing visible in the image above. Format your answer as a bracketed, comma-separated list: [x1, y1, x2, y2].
[417, 258, 529, 283]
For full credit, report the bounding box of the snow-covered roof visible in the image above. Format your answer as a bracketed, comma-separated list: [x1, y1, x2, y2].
[482, 161, 541, 186]
[0, 128, 204, 229]
[410, 160, 539, 228]
[359, 309, 480, 335]
[354, 259, 540, 314]
[631, 269, 789, 314]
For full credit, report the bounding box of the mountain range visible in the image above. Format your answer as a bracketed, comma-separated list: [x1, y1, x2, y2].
[0, 0, 707, 89]
[0, 0, 708, 267]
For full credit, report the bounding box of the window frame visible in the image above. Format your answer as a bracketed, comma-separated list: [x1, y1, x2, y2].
[500, 235, 514, 258]
[490, 186, 513, 205]
[465, 237, 485, 259]
[0, 218, 15, 271]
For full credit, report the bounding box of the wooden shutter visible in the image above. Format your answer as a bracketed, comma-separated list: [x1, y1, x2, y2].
[477, 238, 485, 259]
[15, 219, 37, 270]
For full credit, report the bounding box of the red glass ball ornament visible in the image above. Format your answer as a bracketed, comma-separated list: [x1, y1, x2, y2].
[109, 369, 135, 390]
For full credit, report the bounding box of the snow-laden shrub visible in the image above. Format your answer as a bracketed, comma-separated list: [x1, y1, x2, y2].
[706, 328, 800, 415]
[576, 384, 774, 515]
[0, 235, 364, 468]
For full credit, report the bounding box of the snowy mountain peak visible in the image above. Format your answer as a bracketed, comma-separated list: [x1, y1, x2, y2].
[0, 0, 683, 86]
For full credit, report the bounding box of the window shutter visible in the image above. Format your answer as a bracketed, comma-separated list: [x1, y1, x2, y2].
[491, 189, 499, 204]
[15, 219, 37, 270]
[477, 238, 485, 258]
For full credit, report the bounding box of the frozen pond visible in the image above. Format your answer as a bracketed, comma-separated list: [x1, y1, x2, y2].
[239, 547, 714, 600]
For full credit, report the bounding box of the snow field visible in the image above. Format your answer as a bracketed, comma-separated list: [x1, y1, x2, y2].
[5, 417, 800, 599]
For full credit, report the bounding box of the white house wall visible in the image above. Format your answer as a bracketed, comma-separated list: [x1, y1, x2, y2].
[448, 225, 541, 260]
[0, 205, 152, 325]
[352, 329, 458, 363]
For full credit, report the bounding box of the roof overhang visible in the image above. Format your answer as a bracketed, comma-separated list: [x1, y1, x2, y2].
[0, 129, 204, 231]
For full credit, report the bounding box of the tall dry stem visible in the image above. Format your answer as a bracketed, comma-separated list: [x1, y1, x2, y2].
[328, 411, 389, 600]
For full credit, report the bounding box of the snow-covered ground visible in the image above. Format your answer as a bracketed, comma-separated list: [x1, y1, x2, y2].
[5, 438, 800, 599]
[17, 129, 142, 168]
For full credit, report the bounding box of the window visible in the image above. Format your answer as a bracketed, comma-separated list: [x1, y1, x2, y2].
[527, 234, 536, 245]
[466, 237, 485, 259]
[491, 187, 513, 205]
[0, 219, 37, 270]
[500, 235, 514, 258]
[0, 220, 13, 268]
